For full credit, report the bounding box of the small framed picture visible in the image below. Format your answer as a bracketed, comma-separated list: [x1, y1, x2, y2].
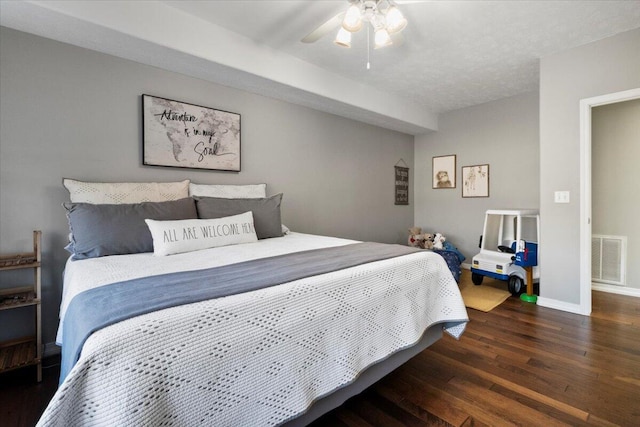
[462, 164, 489, 198]
[432, 155, 456, 189]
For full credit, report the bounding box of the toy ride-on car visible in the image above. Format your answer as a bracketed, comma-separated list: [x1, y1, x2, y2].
[470, 209, 540, 296]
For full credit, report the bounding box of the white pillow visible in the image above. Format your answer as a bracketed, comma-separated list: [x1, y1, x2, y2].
[64, 179, 190, 204]
[145, 212, 257, 256]
[189, 183, 266, 199]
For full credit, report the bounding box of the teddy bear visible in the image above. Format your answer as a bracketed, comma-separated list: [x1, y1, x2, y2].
[408, 227, 424, 248]
[433, 232, 446, 250]
[422, 233, 435, 250]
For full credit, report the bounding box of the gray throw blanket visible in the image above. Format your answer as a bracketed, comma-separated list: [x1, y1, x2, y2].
[60, 242, 421, 384]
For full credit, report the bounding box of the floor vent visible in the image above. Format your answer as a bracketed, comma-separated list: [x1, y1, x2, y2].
[592, 235, 626, 286]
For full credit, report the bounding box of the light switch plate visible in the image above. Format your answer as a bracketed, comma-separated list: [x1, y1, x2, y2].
[554, 191, 570, 203]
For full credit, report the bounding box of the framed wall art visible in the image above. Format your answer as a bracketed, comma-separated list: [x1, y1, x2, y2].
[394, 159, 409, 205]
[432, 155, 456, 189]
[462, 164, 489, 198]
[142, 94, 241, 172]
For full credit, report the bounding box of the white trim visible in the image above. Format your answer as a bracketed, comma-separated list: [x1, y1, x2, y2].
[579, 97, 592, 316]
[44, 341, 61, 357]
[579, 88, 640, 317]
[537, 297, 586, 316]
[592, 283, 640, 298]
[461, 262, 472, 270]
[583, 89, 640, 107]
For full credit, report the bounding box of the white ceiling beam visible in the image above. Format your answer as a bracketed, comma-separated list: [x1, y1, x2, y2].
[0, 0, 438, 134]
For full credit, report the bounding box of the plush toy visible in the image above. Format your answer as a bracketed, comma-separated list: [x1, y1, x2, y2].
[409, 226, 422, 236]
[433, 233, 446, 250]
[408, 227, 423, 248]
[422, 233, 435, 250]
[415, 235, 428, 249]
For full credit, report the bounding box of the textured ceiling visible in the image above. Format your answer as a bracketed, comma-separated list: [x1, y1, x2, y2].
[165, 0, 640, 113]
[1, 1, 639, 134]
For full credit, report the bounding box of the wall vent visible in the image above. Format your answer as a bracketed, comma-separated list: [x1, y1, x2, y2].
[592, 235, 626, 286]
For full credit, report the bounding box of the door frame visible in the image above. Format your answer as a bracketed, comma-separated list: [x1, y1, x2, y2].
[579, 88, 640, 315]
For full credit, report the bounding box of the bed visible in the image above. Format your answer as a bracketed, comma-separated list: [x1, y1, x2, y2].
[37, 180, 468, 426]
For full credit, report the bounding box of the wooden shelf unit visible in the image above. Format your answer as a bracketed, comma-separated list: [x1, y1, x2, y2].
[0, 231, 42, 381]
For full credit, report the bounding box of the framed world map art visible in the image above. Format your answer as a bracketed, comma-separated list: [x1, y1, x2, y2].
[142, 94, 241, 172]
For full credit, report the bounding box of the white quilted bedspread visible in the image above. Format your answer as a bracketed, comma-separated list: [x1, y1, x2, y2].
[41, 233, 468, 426]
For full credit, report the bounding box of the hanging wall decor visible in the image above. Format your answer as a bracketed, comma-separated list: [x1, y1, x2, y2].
[432, 155, 456, 189]
[462, 164, 490, 197]
[142, 94, 241, 172]
[394, 159, 409, 205]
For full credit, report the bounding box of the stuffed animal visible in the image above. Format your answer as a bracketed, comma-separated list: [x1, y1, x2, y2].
[433, 232, 446, 250]
[408, 227, 423, 248]
[409, 226, 422, 236]
[422, 233, 435, 250]
[415, 234, 428, 249]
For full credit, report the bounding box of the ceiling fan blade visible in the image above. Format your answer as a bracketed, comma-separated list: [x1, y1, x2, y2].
[301, 12, 345, 43]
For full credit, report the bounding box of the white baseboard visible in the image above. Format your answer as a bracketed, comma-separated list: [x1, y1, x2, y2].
[592, 283, 640, 297]
[461, 262, 588, 315]
[44, 342, 61, 357]
[536, 297, 588, 316]
[457, 263, 640, 310]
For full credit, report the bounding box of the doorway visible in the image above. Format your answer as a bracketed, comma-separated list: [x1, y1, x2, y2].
[579, 88, 640, 315]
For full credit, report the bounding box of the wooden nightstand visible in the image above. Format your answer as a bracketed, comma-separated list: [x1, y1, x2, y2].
[0, 230, 43, 382]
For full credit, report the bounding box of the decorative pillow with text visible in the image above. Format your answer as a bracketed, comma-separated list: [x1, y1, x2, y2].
[145, 211, 258, 256]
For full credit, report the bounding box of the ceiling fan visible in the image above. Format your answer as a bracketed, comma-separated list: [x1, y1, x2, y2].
[301, 0, 414, 49]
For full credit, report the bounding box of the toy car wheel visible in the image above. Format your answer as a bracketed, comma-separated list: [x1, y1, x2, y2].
[508, 276, 524, 296]
[471, 273, 484, 286]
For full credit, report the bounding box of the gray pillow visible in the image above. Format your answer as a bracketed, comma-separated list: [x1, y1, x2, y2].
[195, 193, 283, 239]
[65, 198, 197, 259]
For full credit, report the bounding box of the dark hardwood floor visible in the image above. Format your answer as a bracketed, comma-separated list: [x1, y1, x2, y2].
[2, 272, 638, 426]
[310, 274, 640, 427]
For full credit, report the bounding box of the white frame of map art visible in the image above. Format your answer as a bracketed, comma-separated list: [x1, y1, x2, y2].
[142, 94, 241, 172]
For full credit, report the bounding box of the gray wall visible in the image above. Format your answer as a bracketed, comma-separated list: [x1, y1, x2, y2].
[539, 28, 640, 306]
[414, 92, 540, 261]
[0, 27, 414, 347]
[592, 99, 640, 289]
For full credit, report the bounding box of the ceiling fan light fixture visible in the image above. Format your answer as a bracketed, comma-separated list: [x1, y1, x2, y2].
[374, 27, 392, 49]
[342, 4, 363, 32]
[334, 27, 352, 48]
[385, 5, 407, 34]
